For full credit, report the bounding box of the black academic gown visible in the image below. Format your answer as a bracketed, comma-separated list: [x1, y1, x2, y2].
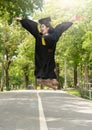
[20, 19, 73, 79]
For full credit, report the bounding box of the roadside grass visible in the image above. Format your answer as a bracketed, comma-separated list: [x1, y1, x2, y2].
[65, 88, 81, 97]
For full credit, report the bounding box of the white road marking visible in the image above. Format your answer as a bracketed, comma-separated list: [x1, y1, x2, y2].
[37, 92, 48, 130]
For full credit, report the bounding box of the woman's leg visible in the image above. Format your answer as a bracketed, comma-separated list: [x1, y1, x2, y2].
[40, 79, 58, 90]
[50, 79, 59, 85]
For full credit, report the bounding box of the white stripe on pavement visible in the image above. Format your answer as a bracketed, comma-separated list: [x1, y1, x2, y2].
[37, 92, 48, 130]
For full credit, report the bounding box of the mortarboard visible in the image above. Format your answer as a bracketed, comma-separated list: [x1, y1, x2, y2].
[39, 17, 51, 27]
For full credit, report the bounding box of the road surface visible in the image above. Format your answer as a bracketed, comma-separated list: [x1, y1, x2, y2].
[0, 90, 92, 130]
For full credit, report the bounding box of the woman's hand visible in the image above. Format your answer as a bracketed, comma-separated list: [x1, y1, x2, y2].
[69, 15, 81, 22]
[15, 17, 22, 21]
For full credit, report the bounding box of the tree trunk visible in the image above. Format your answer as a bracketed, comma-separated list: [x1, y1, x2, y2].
[5, 68, 10, 90]
[34, 78, 37, 89]
[24, 72, 29, 89]
[55, 63, 61, 89]
[74, 65, 78, 87]
[40, 84, 44, 89]
[23, 64, 29, 89]
[1, 62, 4, 91]
[4, 50, 11, 90]
[84, 64, 89, 84]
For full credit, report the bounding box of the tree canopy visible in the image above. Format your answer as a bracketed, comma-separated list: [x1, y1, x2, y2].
[0, 0, 43, 23]
[1, 0, 92, 91]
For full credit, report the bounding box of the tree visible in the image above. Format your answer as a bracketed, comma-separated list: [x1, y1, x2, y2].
[35, 0, 92, 88]
[0, 0, 43, 23]
[0, 19, 24, 90]
[15, 34, 35, 89]
[0, 0, 43, 91]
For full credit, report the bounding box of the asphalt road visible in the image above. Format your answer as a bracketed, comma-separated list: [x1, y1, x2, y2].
[0, 90, 92, 130]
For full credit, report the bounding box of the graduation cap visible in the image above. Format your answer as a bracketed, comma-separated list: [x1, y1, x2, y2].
[39, 17, 51, 27]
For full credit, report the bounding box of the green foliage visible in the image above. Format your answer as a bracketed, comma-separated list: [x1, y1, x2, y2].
[82, 31, 92, 50]
[10, 33, 35, 87]
[0, 0, 44, 90]
[0, 20, 22, 61]
[0, 0, 43, 23]
[36, 0, 92, 88]
[1, 0, 92, 90]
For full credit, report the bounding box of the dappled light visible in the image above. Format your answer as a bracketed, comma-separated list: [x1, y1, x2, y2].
[1, 0, 92, 130]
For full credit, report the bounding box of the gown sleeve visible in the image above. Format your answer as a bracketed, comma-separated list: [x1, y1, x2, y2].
[54, 22, 73, 40]
[20, 19, 39, 38]
[41, 22, 73, 47]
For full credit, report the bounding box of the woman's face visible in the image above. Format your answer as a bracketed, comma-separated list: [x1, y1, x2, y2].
[40, 24, 49, 35]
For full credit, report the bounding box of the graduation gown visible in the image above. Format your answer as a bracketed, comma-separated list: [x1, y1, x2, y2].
[20, 19, 73, 79]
